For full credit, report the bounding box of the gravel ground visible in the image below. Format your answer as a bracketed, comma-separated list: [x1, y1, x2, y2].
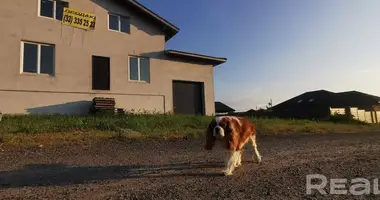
[1, 132, 380, 200]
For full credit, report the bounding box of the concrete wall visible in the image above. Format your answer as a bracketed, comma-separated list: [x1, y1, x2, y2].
[332, 107, 380, 124]
[0, 0, 216, 115]
[364, 111, 373, 123]
[0, 91, 165, 115]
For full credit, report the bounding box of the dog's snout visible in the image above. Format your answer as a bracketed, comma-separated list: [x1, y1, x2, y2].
[215, 126, 221, 133]
[213, 126, 225, 138]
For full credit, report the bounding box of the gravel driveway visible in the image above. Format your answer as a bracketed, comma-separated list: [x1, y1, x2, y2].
[1, 132, 380, 200]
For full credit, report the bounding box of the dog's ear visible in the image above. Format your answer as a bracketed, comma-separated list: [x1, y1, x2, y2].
[225, 120, 234, 136]
[224, 119, 238, 151]
[205, 119, 216, 150]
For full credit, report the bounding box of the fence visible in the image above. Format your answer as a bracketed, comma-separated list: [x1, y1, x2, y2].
[330, 107, 379, 124]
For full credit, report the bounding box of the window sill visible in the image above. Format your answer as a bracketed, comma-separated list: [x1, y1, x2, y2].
[108, 29, 130, 34]
[128, 80, 150, 84]
[38, 15, 61, 21]
[20, 72, 55, 77]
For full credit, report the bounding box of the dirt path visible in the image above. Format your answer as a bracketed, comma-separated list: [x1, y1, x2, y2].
[1, 132, 380, 200]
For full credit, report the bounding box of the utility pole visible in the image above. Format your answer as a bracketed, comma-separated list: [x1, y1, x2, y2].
[270, 99, 272, 108]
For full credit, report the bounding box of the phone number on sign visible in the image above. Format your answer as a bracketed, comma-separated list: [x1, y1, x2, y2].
[63, 15, 95, 28]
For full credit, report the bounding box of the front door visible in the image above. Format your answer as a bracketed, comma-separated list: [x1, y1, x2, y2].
[92, 56, 110, 90]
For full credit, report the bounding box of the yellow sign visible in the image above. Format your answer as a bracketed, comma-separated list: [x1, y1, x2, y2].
[62, 7, 96, 30]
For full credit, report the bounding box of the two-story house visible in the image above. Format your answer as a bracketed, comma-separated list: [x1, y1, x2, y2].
[0, 0, 227, 115]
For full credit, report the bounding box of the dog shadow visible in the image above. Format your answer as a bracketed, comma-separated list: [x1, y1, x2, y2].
[0, 162, 225, 188]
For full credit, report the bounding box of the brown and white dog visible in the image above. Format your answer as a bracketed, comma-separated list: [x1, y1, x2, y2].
[205, 116, 262, 176]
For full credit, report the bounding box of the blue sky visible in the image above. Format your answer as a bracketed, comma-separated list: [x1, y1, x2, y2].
[138, 0, 380, 111]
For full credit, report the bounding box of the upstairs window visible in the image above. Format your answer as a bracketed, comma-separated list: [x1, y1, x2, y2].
[40, 0, 69, 21]
[129, 56, 150, 82]
[108, 14, 130, 33]
[21, 41, 55, 76]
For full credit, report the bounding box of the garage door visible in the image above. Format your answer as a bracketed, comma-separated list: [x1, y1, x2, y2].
[172, 81, 205, 115]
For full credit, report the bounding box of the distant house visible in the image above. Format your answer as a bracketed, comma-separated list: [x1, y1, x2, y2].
[215, 101, 235, 115]
[271, 90, 380, 120]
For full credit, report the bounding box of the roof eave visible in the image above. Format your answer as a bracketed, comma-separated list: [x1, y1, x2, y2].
[123, 0, 180, 41]
[164, 50, 227, 66]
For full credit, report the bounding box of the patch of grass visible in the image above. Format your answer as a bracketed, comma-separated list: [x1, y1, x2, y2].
[0, 113, 379, 147]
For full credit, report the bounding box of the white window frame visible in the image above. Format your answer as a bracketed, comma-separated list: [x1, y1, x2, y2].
[108, 13, 130, 33]
[38, 0, 68, 20]
[128, 56, 150, 83]
[20, 41, 55, 76]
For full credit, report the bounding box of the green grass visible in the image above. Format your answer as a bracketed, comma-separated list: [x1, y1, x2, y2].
[0, 114, 379, 147]
[0, 114, 212, 135]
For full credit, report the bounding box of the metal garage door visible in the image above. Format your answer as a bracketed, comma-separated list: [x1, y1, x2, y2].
[172, 80, 205, 115]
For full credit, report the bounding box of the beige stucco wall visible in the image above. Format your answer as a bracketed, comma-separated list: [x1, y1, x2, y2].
[0, 0, 216, 115]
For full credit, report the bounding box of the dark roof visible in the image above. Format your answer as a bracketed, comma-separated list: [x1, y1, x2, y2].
[272, 90, 380, 110]
[334, 91, 380, 107]
[121, 0, 179, 41]
[164, 50, 227, 66]
[215, 101, 235, 113]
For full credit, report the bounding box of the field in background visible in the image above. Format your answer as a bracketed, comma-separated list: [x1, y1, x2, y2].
[0, 114, 379, 147]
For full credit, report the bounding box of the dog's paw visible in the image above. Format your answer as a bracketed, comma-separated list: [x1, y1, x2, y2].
[234, 162, 242, 168]
[222, 170, 233, 176]
[253, 155, 262, 164]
